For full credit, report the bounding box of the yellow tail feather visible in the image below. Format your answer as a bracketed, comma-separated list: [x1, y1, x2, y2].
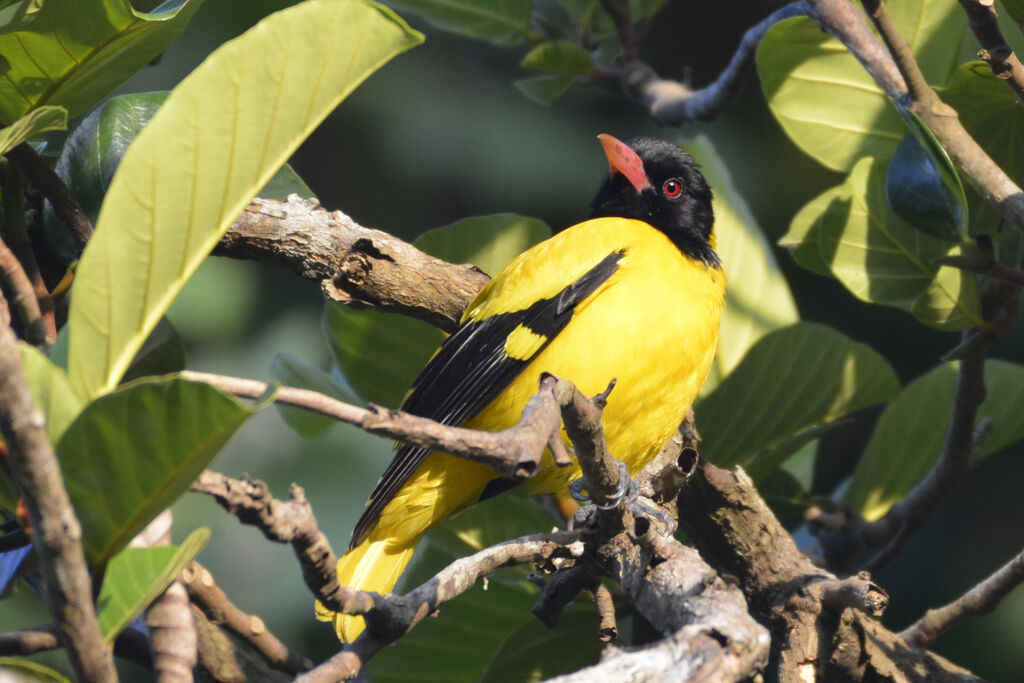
[315, 537, 419, 642]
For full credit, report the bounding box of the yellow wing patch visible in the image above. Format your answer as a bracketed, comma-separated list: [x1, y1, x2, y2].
[503, 323, 548, 361]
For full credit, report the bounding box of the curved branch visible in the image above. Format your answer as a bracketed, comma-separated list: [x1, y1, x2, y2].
[958, 0, 1024, 107]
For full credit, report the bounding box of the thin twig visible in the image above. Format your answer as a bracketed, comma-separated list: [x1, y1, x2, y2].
[182, 561, 312, 674]
[901, 547, 1024, 647]
[958, 0, 1024, 107]
[0, 625, 60, 654]
[0, 234, 47, 347]
[594, 582, 618, 642]
[591, 2, 811, 124]
[181, 369, 562, 480]
[0, 292, 115, 681]
[1, 162, 54, 343]
[5, 143, 92, 253]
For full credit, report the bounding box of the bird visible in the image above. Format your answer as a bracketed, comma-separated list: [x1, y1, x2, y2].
[317, 134, 726, 642]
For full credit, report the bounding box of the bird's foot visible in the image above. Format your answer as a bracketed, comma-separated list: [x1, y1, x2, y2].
[568, 460, 634, 509]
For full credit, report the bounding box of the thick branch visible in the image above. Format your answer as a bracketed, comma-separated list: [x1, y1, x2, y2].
[182, 369, 561, 480]
[901, 547, 1024, 647]
[216, 196, 487, 332]
[0, 296, 114, 682]
[958, 0, 1024, 107]
[146, 581, 197, 683]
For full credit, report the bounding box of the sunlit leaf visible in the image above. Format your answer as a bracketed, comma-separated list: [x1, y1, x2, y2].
[0, 106, 66, 155]
[96, 527, 209, 642]
[816, 157, 983, 330]
[687, 137, 799, 391]
[17, 343, 83, 445]
[58, 377, 260, 568]
[0, 0, 204, 123]
[385, 0, 534, 45]
[845, 360, 1024, 520]
[697, 323, 900, 469]
[779, 182, 842, 276]
[66, 0, 423, 399]
[757, 2, 965, 171]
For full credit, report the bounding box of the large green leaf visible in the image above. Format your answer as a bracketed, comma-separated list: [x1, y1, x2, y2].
[328, 214, 549, 407]
[845, 360, 1024, 520]
[0, 105, 66, 155]
[939, 61, 1024, 235]
[17, 343, 83, 445]
[696, 322, 900, 469]
[66, 0, 423, 399]
[46, 91, 315, 264]
[369, 495, 560, 682]
[480, 607, 601, 682]
[58, 377, 260, 568]
[779, 181, 841, 276]
[687, 137, 799, 392]
[808, 157, 982, 330]
[0, 0, 204, 124]
[520, 40, 592, 76]
[756, 2, 965, 171]
[96, 527, 209, 642]
[385, 0, 535, 45]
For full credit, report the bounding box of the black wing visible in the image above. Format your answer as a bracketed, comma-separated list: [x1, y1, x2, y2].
[349, 250, 624, 548]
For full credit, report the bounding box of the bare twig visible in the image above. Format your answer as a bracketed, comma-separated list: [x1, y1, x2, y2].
[593, 582, 617, 642]
[958, 0, 1024, 107]
[1, 163, 54, 343]
[216, 196, 487, 332]
[191, 606, 281, 683]
[593, 2, 812, 124]
[189, 473, 345, 614]
[182, 369, 562, 480]
[0, 625, 60, 654]
[901, 547, 1024, 647]
[182, 561, 312, 674]
[5, 143, 92, 253]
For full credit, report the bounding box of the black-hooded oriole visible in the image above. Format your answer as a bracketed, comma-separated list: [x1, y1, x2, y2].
[318, 134, 726, 641]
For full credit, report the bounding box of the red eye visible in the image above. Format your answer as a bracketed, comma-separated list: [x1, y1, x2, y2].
[662, 178, 683, 198]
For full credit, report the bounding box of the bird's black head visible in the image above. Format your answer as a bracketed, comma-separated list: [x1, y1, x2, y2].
[590, 135, 718, 267]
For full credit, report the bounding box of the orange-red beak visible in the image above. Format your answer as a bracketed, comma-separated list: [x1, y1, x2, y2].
[598, 133, 651, 194]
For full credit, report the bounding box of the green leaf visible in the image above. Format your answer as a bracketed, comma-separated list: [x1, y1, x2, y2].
[687, 137, 799, 391]
[697, 322, 900, 469]
[17, 343, 83, 445]
[96, 527, 209, 642]
[46, 91, 316, 264]
[779, 182, 841, 276]
[58, 377, 260, 568]
[0, 106, 66, 156]
[480, 607, 601, 682]
[328, 214, 549, 407]
[0, 658, 70, 683]
[756, 2, 965, 171]
[939, 61, 1024, 235]
[520, 40, 592, 76]
[66, 0, 423, 399]
[270, 352, 358, 437]
[514, 74, 577, 105]
[756, 467, 812, 529]
[121, 317, 186, 384]
[1003, 0, 1024, 23]
[386, 0, 534, 45]
[0, 0, 204, 124]
[369, 495, 559, 682]
[816, 157, 983, 330]
[886, 109, 968, 240]
[845, 359, 1024, 520]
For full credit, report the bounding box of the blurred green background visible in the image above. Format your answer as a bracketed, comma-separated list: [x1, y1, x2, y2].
[4, 0, 1024, 679]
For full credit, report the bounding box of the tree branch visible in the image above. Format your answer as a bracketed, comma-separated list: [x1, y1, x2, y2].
[901, 546, 1024, 647]
[0, 234, 47, 347]
[181, 369, 562, 481]
[146, 581, 197, 683]
[590, 2, 812, 124]
[958, 0, 1024, 107]
[0, 293, 114, 682]
[182, 561, 312, 674]
[215, 196, 487, 332]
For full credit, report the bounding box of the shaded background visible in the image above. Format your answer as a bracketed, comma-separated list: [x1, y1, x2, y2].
[4, 0, 1024, 679]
